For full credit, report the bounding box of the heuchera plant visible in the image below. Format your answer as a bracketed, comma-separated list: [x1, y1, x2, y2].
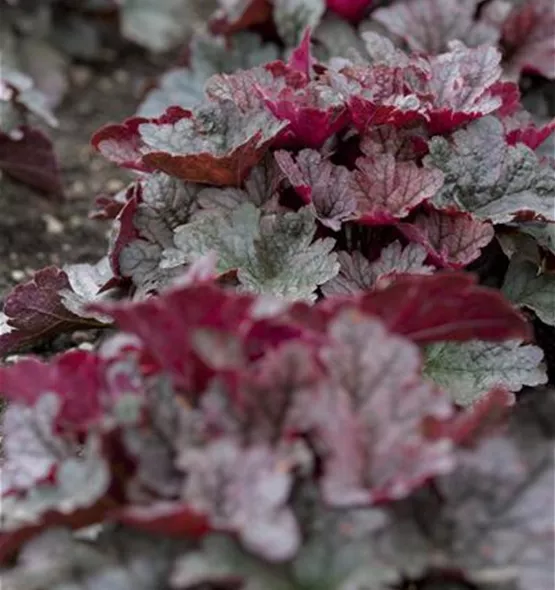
[1, 2, 555, 588]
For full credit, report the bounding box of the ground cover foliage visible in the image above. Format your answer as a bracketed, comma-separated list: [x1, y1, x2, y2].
[0, 1, 554, 589]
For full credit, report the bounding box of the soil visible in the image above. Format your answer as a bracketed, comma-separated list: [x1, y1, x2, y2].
[0, 52, 162, 300]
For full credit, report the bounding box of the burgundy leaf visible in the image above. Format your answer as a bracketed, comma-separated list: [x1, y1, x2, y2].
[443, 387, 515, 446]
[288, 27, 314, 77]
[0, 267, 106, 357]
[331, 64, 425, 131]
[326, 0, 372, 22]
[425, 43, 503, 134]
[114, 502, 210, 538]
[0, 127, 63, 197]
[358, 272, 531, 343]
[91, 283, 255, 391]
[260, 80, 349, 149]
[91, 116, 154, 172]
[502, 0, 555, 80]
[0, 349, 138, 433]
[506, 118, 555, 151]
[93, 103, 286, 186]
[349, 153, 444, 225]
[314, 312, 454, 505]
[398, 208, 495, 268]
[275, 149, 356, 230]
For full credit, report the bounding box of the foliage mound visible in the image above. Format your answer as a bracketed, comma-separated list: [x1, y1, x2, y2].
[1, 1, 554, 589]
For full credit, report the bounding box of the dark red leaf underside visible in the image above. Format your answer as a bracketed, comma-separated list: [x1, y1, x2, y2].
[0, 127, 63, 197]
[0, 267, 103, 357]
[358, 273, 531, 343]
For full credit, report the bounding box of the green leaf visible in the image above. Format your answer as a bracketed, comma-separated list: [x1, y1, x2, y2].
[502, 257, 555, 326]
[425, 116, 555, 224]
[273, 0, 326, 46]
[120, 0, 210, 52]
[519, 221, 555, 255]
[1, 527, 178, 590]
[424, 340, 547, 406]
[162, 204, 339, 300]
[171, 534, 295, 590]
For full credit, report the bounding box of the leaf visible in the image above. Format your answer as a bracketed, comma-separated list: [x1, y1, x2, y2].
[1, 68, 58, 128]
[438, 436, 555, 590]
[424, 340, 547, 406]
[171, 534, 295, 589]
[426, 116, 555, 224]
[313, 14, 369, 62]
[1, 527, 178, 590]
[0, 394, 69, 496]
[179, 439, 300, 561]
[2, 439, 110, 534]
[372, 0, 500, 54]
[505, 116, 555, 151]
[292, 503, 399, 590]
[275, 149, 356, 230]
[502, 0, 555, 80]
[288, 27, 314, 77]
[60, 258, 115, 322]
[397, 208, 495, 269]
[273, 0, 325, 46]
[210, 0, 272, 35]
[197, 154, 283, 213]
[93, 102, 287, 186]
[374, 432, 555, 590]
[91, 282, 256, 390]
[349, 153, 444, 225]
[120, 0, 200, 52]
[137, 32, 280, 117]
[163, 204, 339, 301]
[330, 63, 425, 131]
[326, 0, 372, 22]
[502, 257, 555, 326]
[0, 267, 108, 357]
[321, 242, 433, 296]
[424, 42, 503, 134]
[0, 127, 63, 196]
[118, 173, 201, 295]
[0, 348, 139, 433]
[314, 312, 455, 505]
[358, 272, 531, 343]
[359, 125, 427, 161]
[518, 221, 555, 255]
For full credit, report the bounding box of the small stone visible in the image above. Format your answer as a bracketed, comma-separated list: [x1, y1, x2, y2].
[106, 178, 125, 192]
[98, 77, 114, 92]
[90, 159, 104, 172]
[10, 269, 26, 281]
[113, 69, 129, 84]
[42, 213, 64, 235]
[71, 180, 86, 197]
[72, 66, 93, 88]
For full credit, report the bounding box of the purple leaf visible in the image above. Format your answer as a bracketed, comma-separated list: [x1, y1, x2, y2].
[314, 312, 454, 505]
[349, 153, 444, 225]
[398, 208, 495, 268]
[275, 149, 356, 230]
